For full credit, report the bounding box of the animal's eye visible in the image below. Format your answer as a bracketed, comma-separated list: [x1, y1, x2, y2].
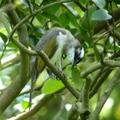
[77, 57, 80, 60]
[77, 56, 82, 64]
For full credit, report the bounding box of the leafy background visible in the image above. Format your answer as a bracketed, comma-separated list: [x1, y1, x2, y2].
[0, 0, 120, 120]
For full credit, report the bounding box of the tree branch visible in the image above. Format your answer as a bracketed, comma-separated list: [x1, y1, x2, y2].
[80, 62, 103, 78]
[1, 54, 20, 69]
[77, 75, 92, 120]
[74, 1, 86, 11]
[81, 60, 120, 78]
[11, 37, 37, 56]
[36, 50, 80, 99]
[0, 0, 30, 114]
[89, 69, 112, 98]
[94, 7, 120, 34]
[82, 75, 91, 113]
[7, 95, 53, 120]
[90, 68, 120, 120]
[90, 66, 110, 90]
[67, 104, 78, 120]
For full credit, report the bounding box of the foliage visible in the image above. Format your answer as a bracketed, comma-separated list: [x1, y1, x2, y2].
[0, 0, 120, 120]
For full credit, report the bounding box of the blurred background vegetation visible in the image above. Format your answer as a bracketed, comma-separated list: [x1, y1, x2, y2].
[0, 0, 120, 120]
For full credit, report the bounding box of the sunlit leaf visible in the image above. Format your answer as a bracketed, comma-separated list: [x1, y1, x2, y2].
[21, 101, 29, 110]
[42, 79, 64, 94]
[6, 41, 19, 51]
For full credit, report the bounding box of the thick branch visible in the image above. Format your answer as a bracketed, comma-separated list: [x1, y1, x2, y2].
[81, 76, 91, 112]
[77, 75, 92, 120]
[67, 104, 78, 120]
[0, 1, 30, 114]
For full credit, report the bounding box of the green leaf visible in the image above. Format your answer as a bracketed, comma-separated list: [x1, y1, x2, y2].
[93, 47, 101, 61]
[59, 13, 68, 27]
[42, 79, 64, 94]
[29, 35, 39, 46]
[50, 4, 60, 13]
[92, 0, 106, 9]
[79, 0, 90, 4]
[34, 27, 46, 35]
[20, 0, 29, 7]
[6, 41, 19, 51]
[41, 12, 59, 22]
[21, 101, 29, 110]
[65, 25, 77, 35]
[80, 27, 91, 45]
[65, 11, 79, 28]
[72, 68, 83, 90]
[0, 0, 7, 7]
[91, 9, 112, 21]
[80, 5, 97, 31]
[0, 32, 8, 43]
[63, 3, 79, 18]
[113, 0, 120, 4]
[36, 14, 47, 26]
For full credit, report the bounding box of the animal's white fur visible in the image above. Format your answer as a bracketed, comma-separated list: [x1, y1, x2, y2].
[51, 31, 75, 63]
[80, 47, 84, 58]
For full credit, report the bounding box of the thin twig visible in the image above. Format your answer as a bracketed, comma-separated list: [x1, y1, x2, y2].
[81, 60, 120, 78]
[11, 37, 37, 56]
[74, 1, 86, 11]
[90, 67, 109, 90]
[89, 69, 112, 98]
